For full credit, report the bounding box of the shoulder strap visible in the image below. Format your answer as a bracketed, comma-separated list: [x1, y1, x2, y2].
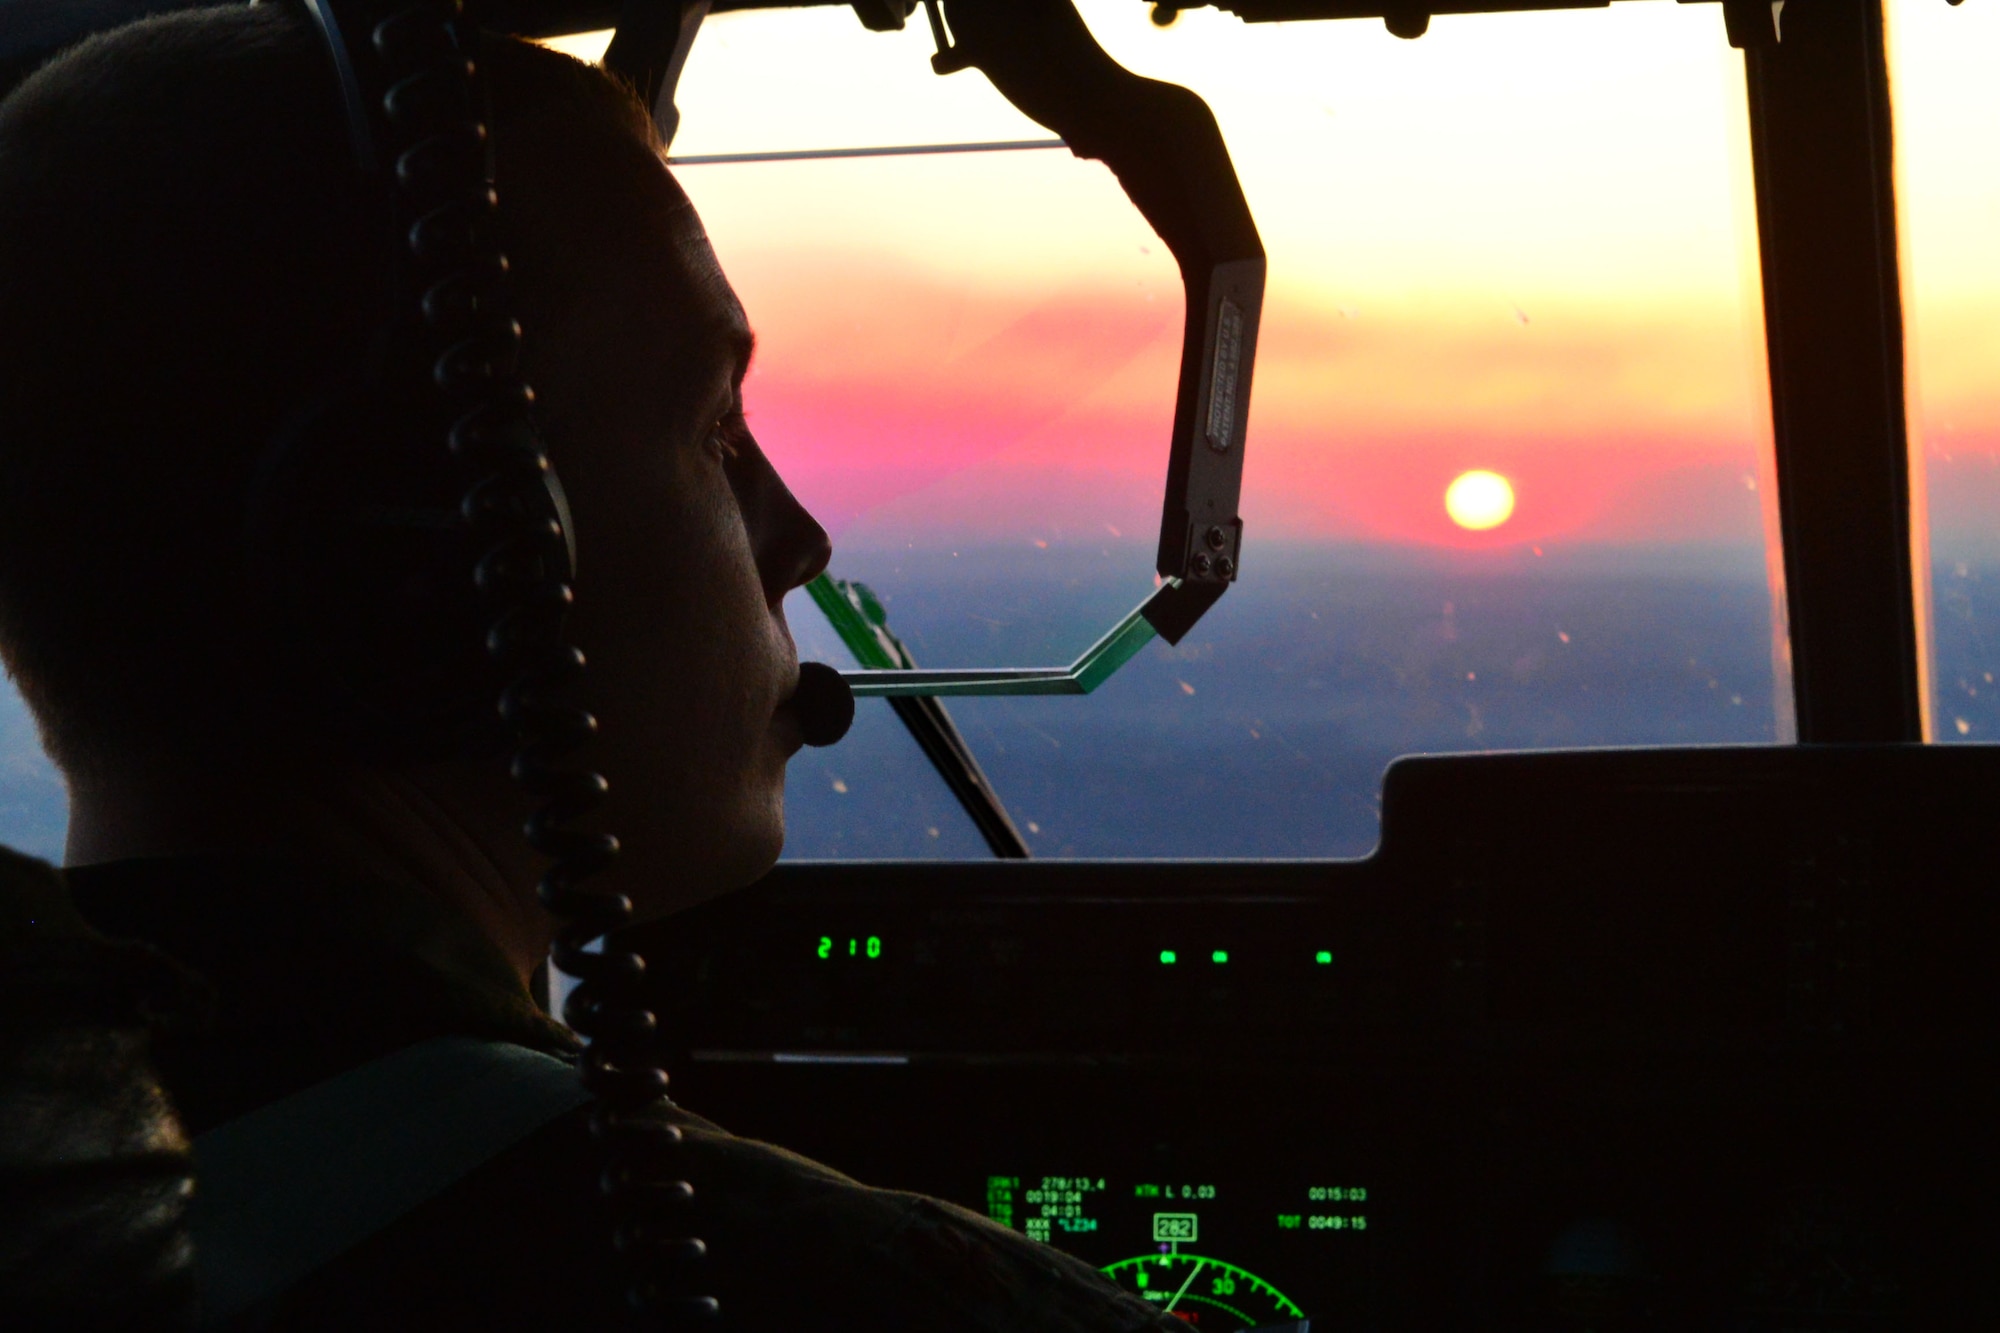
[191, 1036, 592, 1328]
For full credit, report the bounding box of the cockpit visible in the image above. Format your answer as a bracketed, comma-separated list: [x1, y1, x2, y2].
[2, 0, 1996, 1326]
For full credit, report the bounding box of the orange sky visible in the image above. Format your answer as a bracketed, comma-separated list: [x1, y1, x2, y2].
[548, 0, 2000, 556]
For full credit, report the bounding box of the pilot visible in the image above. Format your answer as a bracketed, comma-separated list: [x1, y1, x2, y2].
[0, 6, 1178, 1329]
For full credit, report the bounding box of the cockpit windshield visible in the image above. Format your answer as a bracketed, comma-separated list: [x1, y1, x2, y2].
[1893, 0, 2000, 744]
[604, 1, 1789, 859]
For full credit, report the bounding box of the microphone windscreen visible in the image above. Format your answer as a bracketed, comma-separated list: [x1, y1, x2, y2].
[793, 660, 855, 748]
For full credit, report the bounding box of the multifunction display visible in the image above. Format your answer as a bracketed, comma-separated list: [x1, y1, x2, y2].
[981, 1170, 1378, 1329]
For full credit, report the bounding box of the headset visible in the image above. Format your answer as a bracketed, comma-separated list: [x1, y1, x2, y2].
[266, 0, 854, 1322]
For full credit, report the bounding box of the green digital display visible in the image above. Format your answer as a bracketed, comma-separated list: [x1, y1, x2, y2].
[1316, 950, 1333, 965]
[983, 1170, 1375, 1331]
[816, 935, 882, 960]
[1160, 950, 1177, 965]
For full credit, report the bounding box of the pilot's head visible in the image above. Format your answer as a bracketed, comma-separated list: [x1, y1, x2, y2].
[0, 5, 828, 956]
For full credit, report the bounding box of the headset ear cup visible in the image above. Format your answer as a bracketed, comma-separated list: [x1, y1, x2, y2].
[246, 385, 500, 759]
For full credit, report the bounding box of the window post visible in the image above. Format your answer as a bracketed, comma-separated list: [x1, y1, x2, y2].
[1742, 0, 1925, 742]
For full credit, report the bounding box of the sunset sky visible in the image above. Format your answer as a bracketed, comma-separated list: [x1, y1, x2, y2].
[548, 0, 1999, 558]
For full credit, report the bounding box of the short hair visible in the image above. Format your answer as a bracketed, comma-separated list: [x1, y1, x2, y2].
[0, 5, 655, 781]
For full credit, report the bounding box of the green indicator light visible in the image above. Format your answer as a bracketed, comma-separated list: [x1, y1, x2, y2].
[1212, 949, 1229, 964]
[1159, 950, 1177, 965]
[1315, 950, 1333, 965]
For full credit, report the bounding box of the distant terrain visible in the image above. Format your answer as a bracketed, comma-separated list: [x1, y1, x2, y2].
[781, 541, 1789, 860]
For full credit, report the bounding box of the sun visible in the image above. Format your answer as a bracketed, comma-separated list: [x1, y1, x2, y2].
[1444, 470, 1516, 531]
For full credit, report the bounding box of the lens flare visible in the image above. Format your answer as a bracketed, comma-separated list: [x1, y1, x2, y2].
[1444, 470, 1516, 531]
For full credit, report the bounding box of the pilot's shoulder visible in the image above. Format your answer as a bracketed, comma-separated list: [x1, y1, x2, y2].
[674, 1114, 1179, 1333]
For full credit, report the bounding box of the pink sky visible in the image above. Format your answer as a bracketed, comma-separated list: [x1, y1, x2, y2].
[553, 0, 2000, 561]
[730, 255, 1775, 553]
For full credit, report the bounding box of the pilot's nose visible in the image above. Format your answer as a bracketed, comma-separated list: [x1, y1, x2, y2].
[725, 428, 831, 608]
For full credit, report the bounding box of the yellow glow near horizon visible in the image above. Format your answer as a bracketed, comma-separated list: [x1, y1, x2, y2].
[544, 1, 2000, 554]
[1445, 470, 1517, 530]
[550, 3, 1998, 426]
[1889, 0, 2000, 470]
[546, 5, 1758, 306]
[546, 5, 1776, 549]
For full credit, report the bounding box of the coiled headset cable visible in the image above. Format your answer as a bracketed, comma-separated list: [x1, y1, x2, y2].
[300, 0, 717, 1321]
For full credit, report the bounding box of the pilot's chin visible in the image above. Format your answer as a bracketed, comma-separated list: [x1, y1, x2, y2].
[710, 799, 787, 900]
[740, 807, 786, 887]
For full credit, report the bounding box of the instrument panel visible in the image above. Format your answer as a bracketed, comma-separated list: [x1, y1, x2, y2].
[638, 746, 2000, 1328]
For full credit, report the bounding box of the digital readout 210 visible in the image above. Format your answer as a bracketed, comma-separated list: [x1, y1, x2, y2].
[816, 935, 881, 960]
